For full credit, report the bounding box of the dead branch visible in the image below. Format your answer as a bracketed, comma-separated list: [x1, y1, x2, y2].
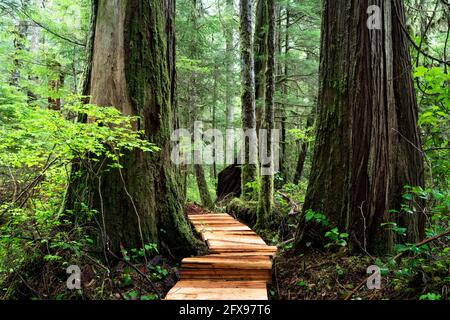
[278, 192, 301, 215]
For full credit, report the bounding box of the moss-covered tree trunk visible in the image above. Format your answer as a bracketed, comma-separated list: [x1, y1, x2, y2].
[294, 0, 425, 255]
[257, 0, 275, 228]
[65, 0, 203, 258]
[254, 0, 268, 134]
[239, 0, 258, 200]
[194, 164, 214, 209]
[278, 6, 289, 183]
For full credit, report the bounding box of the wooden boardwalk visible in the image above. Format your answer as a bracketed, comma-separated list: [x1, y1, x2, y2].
[165, 213, 277, 300]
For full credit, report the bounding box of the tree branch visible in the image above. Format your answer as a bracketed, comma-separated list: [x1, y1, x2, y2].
[393, 0, 450, 66]
[20, 8, 85, 47]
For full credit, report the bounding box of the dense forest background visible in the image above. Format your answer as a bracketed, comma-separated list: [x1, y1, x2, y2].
[0, 0, 449, 300]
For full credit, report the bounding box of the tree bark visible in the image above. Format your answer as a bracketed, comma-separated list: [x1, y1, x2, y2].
[47, 60, 64, 110]
[224, 0, 235, 163]
[194, 164, 214, 209]
[65, 0, 204, 258]
[211, 66, 218, 180]
[257, 0, 276, 227]
[254, 0, 268, 134]
[279, 5, 289, 183]
[239, 0, 258, 200]
[294, 0, 425, 255]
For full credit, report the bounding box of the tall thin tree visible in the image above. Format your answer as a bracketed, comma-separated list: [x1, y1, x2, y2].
[257, 0, 276, 227]
[254, 0, 268, 134]
[239, 0, 258, 200]
[224, 0, 235, 164]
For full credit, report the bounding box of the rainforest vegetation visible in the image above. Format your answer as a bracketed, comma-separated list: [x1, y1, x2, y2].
[0, 0, 449, 301]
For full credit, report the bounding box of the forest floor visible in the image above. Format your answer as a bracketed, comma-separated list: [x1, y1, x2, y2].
[271, 245, 446, 300]
[183, 204, 394, 300]
[273, 251, 383, 300]
[2, 204, 445, 300]
[3, 249, 180, 300]
[79, 255, 179, 300]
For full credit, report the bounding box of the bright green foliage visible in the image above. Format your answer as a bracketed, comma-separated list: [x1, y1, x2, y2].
[0, 99, 157, 170]
[0, 88, 158, 295]
[304, 209, 328, 226]
[414, 66, 450, 189]
[185, 171, 216, 204]
[419, 293, 442, 300]
[324, 228, 348, 248]
[0, 0, 448, 301]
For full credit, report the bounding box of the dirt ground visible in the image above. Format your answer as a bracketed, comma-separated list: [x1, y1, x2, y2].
[272, 249, 402, 300]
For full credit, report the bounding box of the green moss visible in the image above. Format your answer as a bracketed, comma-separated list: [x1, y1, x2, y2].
[227, 198, 258, 226]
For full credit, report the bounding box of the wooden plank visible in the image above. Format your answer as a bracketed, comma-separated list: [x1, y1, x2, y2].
[191, 221, 244, 226]
[213, 252, 277, 257]
[201, 233, 266, 245]
[180, 268, 271, 277]
[195, 225, 251, 231]
[190, 219, 237, 223]
[207, 240, 277, 250]
[180, 269, 271, 282]
[183, 254, 271, 261]
[190, 218, 239, 222]
[165, 210, 277, 300]
[165, 281, 268, 300]
[189, 215, 234, 220]
[188, 213, 230, 218]
[173, 280, 267, 288]
[198, 230, 258, 242]
[209, 248, 277, 257]
[202, 230, 257, 235]
[182, 256, 272, 269]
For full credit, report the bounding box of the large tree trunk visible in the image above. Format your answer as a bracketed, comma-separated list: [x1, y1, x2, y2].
[254, 0, 268, 134]
[257, 0, 276, 228]
[294, 0, 425, 255]
[239, 0, 258, 200]
[65, 0, 203, 258]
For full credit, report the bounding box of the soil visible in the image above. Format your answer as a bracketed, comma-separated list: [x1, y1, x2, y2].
[272, 249, 394, 300]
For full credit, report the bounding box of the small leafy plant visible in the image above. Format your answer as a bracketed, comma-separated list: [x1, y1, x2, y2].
[304, 209, 329, 226]
[324, 227, 349, 248]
